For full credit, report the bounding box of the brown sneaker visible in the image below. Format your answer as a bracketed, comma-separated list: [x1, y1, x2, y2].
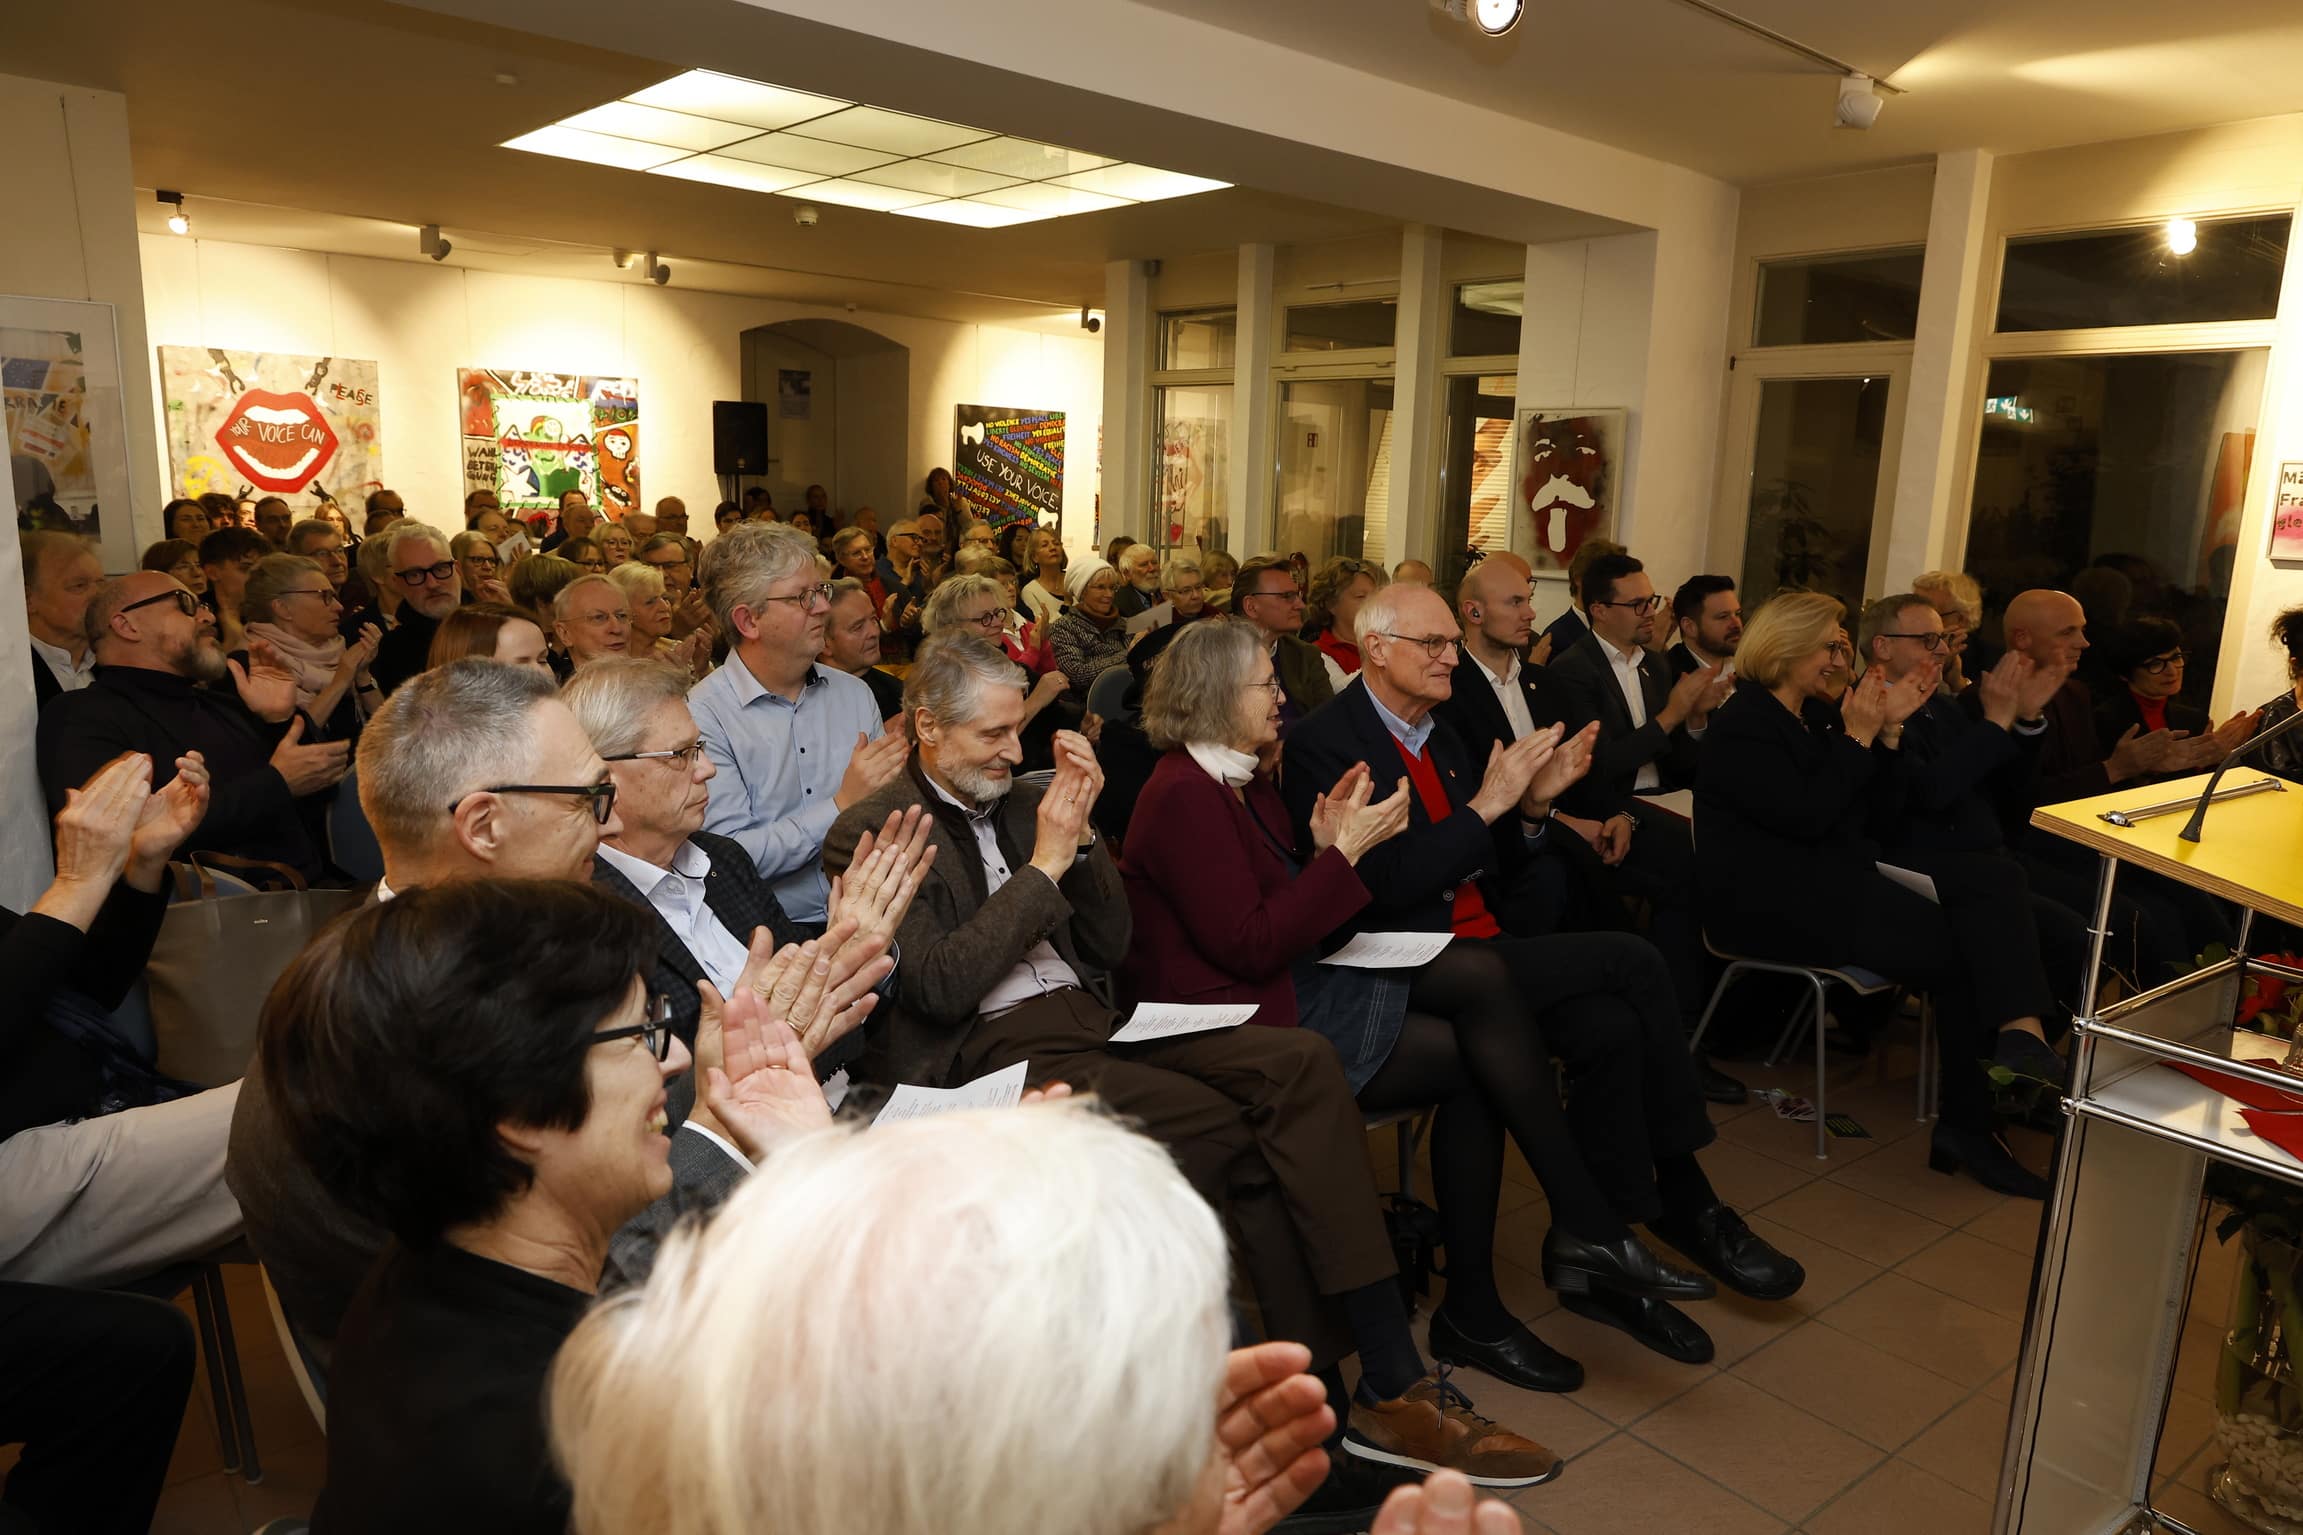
[1342, 1368, 1564, 1488]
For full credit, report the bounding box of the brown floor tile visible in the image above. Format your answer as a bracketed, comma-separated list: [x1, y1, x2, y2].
[1900, 1393, 2015, 1502]
[2173, 1314, 2233, 1403]
[1981, 1365, 2015, 1405]
[1826, 1134, 2011, 1228]
[232, 1434, 324, 1530]
[1697, 1139, 1820, 1212]
[1896, 1230, 2040, 1322]
[1516, 1304, 1715, 1426]
[2156, 1388, 2219, 1484]
[2152, 1476, 2259, 1535]
[1754, 1181, 1950, 1269]
[1678, 1215, 1883, 1368]
[1633, 1373, 1883, 1524]
[1960, 1196, 2047, 1258]
[1730, 1319, 1970, 1451]
[1714, 1094, 1886, 1172]
[151, 1471, 242, 1535]
[1497, 1179, 1546, 1219]
[1818, 1272, 2023, 1389]
[1804, 1456, 1992, 1535]
[1513, 1434, 1787, 1535]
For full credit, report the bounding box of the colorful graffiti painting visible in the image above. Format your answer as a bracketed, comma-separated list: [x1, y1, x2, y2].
[458, 369, 640, 517]
[954, 404, 1063, 532]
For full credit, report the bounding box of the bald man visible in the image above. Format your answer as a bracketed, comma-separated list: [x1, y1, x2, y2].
[1392, 558, 1435, 586]
[653, 496, 690, 538]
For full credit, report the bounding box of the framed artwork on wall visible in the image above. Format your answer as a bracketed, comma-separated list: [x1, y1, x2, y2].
[1, 295, 135, 571]
[954, 404, 1064, 532]
[157, 347, 383, 514]
[458, 369, 640, 520]
[1508, 406, 1626, 576]
[2270, 460, 2303, 562]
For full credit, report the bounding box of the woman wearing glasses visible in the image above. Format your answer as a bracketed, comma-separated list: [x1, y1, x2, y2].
[2090, 618, 2213, 780]
[260, 879, 842, 1535]
[235, 555, 380, 741]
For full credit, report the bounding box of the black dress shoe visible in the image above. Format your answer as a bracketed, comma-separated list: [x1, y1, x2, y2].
[1994, 1028, 2070, 1089]
[1541, 1228, 1716, 1302]
[1274, 1452, 1423, 1534]
[1929, 1122, 2050, 1200]
[1648, 1203, 1806, 1302]
[1559, 1290, 1715, 1365]
[1696, 1053, 1749, 1105]
[1428, 1306, 1584, 1393]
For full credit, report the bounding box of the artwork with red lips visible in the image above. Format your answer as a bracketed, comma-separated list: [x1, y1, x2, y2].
[215, 388, 340, 492]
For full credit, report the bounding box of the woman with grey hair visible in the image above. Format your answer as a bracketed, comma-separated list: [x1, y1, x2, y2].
[923, 574, 1068, 728]
[235, 553, 379, 738]
[1122, 619, 1718, 1395]
[549, 1101, 1524, 1535]
[606, 561, 710, 680]
[1049, 559, 1131, 710]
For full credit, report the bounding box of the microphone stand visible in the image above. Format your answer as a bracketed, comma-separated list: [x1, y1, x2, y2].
[2178, 708, 2303, 842]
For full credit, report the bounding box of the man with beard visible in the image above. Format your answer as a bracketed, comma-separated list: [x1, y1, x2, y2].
[368, 522, 465, 696]
[1668, 575, 1743, 677]
[37, 572, 348, 880]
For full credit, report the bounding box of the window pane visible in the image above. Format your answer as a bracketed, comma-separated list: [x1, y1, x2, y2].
[1283, 298, 1396, 352]
[1967, 350, 2263, 708]
[1739, 376, 1890, 611]
[1154, 384, 1232, 553]
[1436, 373, 1516, 592]
[1276, 378, 1395, 566]
[1996, 216, 2290, 332]
[1159, 309, 1236, 370]
[1754, 248, 1926, 346]
[1451, 281, 1523, 356]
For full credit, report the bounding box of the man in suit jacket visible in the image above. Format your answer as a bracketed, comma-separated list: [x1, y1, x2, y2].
[1232, 556, 1335, 728]
[1535, 537, 1624, 662]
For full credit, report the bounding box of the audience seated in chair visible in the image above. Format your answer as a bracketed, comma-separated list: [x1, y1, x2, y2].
[22, 530, 103, 704]
[2242, 605, 2303, 785]
[821, 578, 906, 721]
[1233, 556, 1335, 729]
[1281, 585, 1800, 1366]
[368, 523, 465, 698]
[1305, 556, 1382, 691]
[824, 632, 1564, 1509]
[1665, 574, 1742, 678]
[551, 573, 633, 671]
[234, 555, 379, 743]
[924, 573, 1068, 730]
[1049, 558, 1133, 711]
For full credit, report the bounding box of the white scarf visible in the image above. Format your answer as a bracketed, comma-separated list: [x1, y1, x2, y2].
[1186, 741, 1258, 788]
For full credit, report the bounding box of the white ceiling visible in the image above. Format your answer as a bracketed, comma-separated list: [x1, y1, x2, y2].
[1132, 0, 2303, 185]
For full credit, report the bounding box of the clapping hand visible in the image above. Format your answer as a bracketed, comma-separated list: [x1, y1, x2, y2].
[36, 752, 158, 930]
[1213, 1341, 1334, 1535]
[127, 752, 211, 890]
[228, 637, 301, 721]
[1528, 631, 1554, 669]
[827, 806, 938, 964]
[1524, 720, 1599, 810]
[1309, 762, 1373, 852]
[1468, 725, 1563, 823]
[693, 969, 836, 1161]
[1370, 1472, 1524, 1535]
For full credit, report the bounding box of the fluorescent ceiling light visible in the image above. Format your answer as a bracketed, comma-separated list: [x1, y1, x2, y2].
[974, 182, 1133, 215]
[1050, 164, 1228, 202]
[795, 178, 944, 212]
[928, 136, 1116, 179]
[785, 105, 993, 157]
[714, 133, 898, 177]
[559, 102, 757, 152]
[853, 161, 1020, 198]
[648, 156, 822, 195]
[503, 126, 685, 171]
[896, 199, 1049, 228]
[624, 71, 847, 131]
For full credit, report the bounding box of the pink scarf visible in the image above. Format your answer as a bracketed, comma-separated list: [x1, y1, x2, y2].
[245, 621, 346, 711]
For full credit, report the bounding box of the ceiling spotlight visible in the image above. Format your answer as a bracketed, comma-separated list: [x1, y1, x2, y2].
[1080, 306, 1104, 334]
[2167, 217, 2199, 256]
[420, 224, 453, 262]
[612, 248, 637, 269]
[1428, 0, 1521, 36]
[644, 252, 671, 286]
[157, 189, 189, 236]
[793, 205, 820, 228]
[1835, 73, 1884, 130]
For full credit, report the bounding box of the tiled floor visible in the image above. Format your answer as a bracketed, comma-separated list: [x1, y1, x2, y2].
[134, 1037, 2263, 1534]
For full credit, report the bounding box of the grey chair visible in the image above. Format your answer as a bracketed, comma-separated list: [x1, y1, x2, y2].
[121, 1240, 263, 1483]
[1085, 665, 1135, 726]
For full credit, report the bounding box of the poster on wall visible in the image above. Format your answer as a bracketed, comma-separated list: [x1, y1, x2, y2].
[777, 369, 811, 420]
[2273, 462, 2303, 563]
[1508, 407, 1625, 576]
[458, 369, 640, 518]
[954, 404, 1063, 532]
[159, 348, 381, 510]
[3, 297, 134, 571]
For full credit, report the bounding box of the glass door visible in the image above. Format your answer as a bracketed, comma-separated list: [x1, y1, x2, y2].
[1435, 372, 1517, 594]
[1275, 377, 1395, 567]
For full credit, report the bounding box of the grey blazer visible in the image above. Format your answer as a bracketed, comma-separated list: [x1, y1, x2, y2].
[603, 1126, 750, 1289]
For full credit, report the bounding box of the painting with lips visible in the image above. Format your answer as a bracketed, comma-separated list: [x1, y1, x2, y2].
[159, 347, 382, 508]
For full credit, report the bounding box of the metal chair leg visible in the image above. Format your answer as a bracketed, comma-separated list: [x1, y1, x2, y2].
[1916, 1002, 1938, 1123]
[1767, 981, 1816, 1066]
[1808, 973, 1832, 1160]
[1689, 961, 1747, 1054]
[190, 1268, 241, 1474]
[200, 1266, 263, 1484]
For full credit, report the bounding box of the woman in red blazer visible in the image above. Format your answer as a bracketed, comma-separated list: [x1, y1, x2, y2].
[1121, 620, 1713, 1396]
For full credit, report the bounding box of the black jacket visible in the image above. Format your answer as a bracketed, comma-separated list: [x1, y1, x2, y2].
[1875, 693, 2034, 856]
[1432, 642, 1547, 767]
[0, 884, 168, 1141]
[36, 666, 318, 881]
[1281, 678, 1537, 935]
[370, 610, 440, 698]
[1532, 629, 1701, 816]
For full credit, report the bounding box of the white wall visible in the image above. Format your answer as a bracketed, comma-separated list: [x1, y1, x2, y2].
[138, 237, 1105, 553]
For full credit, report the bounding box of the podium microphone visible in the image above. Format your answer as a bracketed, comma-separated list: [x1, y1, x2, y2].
[2179, 709, 2303, 842]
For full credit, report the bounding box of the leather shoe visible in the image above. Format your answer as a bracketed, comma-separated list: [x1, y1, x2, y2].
[1994, 1027, 2070, 1089]
[1541, 1227, 1716, 1303]
[1559, 1290, 1714, 1364]
[1648, 1203, 1806, 1302]
[1696, 1053, 1749, 1105]
[1273, 1452, 1423, 1534]
[1429, 1306, 1584, 1393]
[1929, 1122, 2049, 1200]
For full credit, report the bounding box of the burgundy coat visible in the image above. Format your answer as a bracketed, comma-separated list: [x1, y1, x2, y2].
[1118, 749, 1370, 1023]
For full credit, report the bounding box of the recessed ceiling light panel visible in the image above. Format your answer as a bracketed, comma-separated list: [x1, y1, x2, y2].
[897, 199, 1050, 228]
[714, 133, 899, 177]
[1051, 164, 1228, 202]
[560, 102, 757, 152]
[624, 71, 847, 131]
[794, 178, 944, 212]
[503, 126, 685, 171]
[853, 161, 1021, 198]
[928, 136, 1117, 180]
[648, 156, 823, 195]
[974, 182, 1133, 215]
[785, 106, 992, 158]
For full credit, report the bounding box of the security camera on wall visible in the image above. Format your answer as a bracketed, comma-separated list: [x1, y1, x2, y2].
[1080, 306, 1104, 334]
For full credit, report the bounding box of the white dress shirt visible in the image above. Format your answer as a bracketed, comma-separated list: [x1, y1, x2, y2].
[924, 775, 1083, 1017]
[1468, 647, 1535, 742]
[597, 840, 753, 997]
[1603, 638, 1661, 792]
[30, 637, 95, 693]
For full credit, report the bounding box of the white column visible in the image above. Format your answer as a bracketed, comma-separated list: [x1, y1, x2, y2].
[1388, 224, 1448, 568]
[1888, 149, 1995, 581]
[1228, 242, 1277, 555]
[1097, 257, 1152, 559]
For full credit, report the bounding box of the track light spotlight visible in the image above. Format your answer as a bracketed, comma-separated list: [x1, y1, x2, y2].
[644, 252, 670, 286]
[1835, 73, 1883, 130]
[157, 190, 189, 236]
[612, 248, 637, 270]
[420, 224, 453, 262]
[2167, 218, 2199, 256]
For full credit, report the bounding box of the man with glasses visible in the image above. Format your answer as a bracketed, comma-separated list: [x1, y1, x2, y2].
[690, 524, 908, 927]
[286, 518, 352, 596]
[368, 522, 464, 698]
[37, 572, 345, 881]
[875, 519, 930, 659]
[1232, 555, 1334, 728]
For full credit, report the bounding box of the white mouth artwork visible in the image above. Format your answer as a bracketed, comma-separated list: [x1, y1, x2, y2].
[1527, 474, 1595, 513]
[228, 442, 322, 479]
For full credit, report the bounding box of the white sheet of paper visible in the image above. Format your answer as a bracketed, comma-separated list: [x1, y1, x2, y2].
[872, 1060, 1029, 1126]
[1125, 601, 1174, 635]
[1319, 931, 1456, 969]
[1875, 862, 1941, 904]
[1108, 1002, 1257, 1042]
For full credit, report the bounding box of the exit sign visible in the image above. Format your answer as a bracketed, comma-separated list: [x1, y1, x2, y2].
[1984, 395, 2037, 424]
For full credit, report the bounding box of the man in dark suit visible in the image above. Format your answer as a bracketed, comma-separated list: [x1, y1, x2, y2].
[1535, 537, 1624, 661]
[1282, 584, 1801, 1361]
[1666, 574, 1743, 679]
[1233, 556, 1335, 727]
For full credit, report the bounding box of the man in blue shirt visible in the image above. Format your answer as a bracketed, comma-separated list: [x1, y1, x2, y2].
[689, 524, 909, 926]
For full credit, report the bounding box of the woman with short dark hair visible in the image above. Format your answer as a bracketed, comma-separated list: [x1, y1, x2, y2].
[2092, 616, 2209, 777]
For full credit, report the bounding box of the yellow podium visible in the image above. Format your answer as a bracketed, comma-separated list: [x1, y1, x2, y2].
[1997, 771, 2303, 1535]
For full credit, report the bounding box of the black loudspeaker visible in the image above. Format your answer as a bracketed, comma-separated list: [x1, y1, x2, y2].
[712, 400, 769, 475]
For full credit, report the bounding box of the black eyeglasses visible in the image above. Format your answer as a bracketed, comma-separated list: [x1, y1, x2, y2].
[283, 588, 344, 608]
[1377, 632, 1458, 659]
[605, 738, 710, 769]
[395, 560, 457, 588]
[2141, 651, 2187, 675]
[118, 588, 201, 620]
[448, 781, 618, 822]
[463, 553, 502, 570]
[592, 994, 676, 1060]
[1881, 631, 1949, 652]
[1592, 595, 1668, 616]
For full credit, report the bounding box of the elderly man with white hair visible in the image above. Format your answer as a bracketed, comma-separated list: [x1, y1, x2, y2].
[689, 523, 908, 927]
[368, 521, 464, 696]
[553, 572, 633, 670]
[550, 1103, 1525, 1535]
[1113, 539, 1163, 620]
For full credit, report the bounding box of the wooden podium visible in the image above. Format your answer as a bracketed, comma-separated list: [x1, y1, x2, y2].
[1997, 770, 2303, 1535]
